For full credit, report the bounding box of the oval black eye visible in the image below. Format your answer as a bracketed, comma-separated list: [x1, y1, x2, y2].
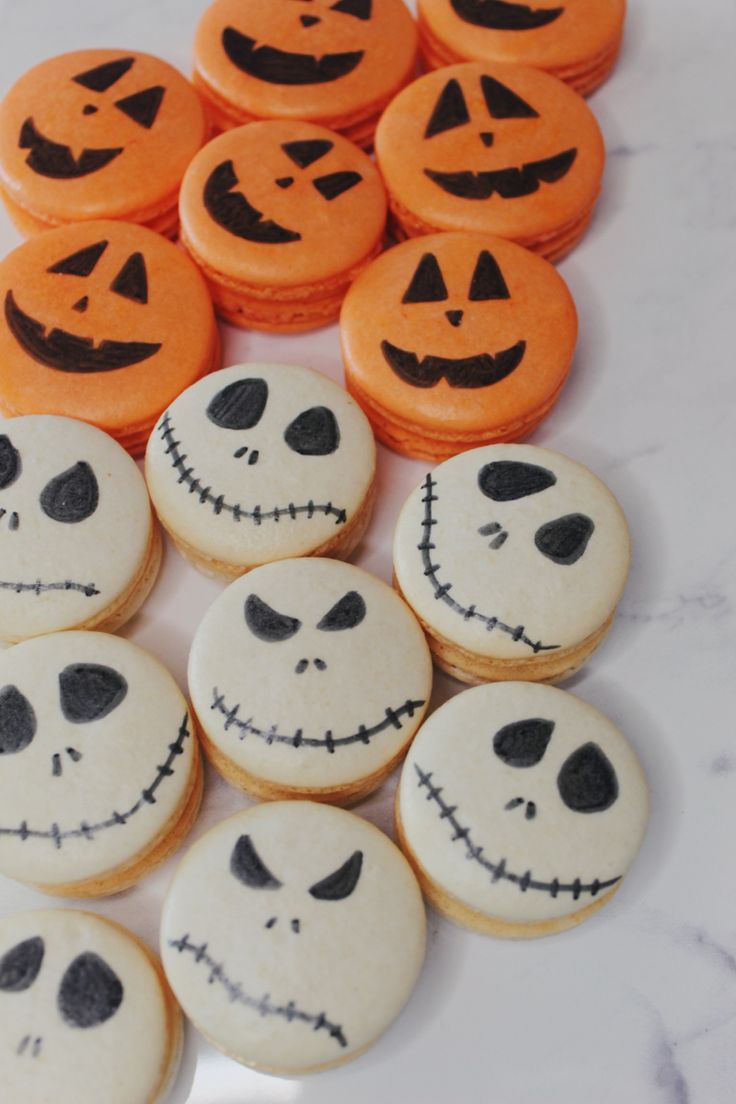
[557, 742, 618, 813]
[40, 462, 99, 524]
[481, 74, 539, 119]
[207, 379, 268, 430]
[0, 936, 44, 992]
[0, 435, 21, 490]
[0, 685, 37, 754]
[478, 461, 556, 501]
[493, 718, 554, 767]
[58, 953, 124, 1029]
[284, 407, 340, 456]
[110, 252, 149, 304]
[245, 594, 301, 643]
[331, 0, 372, 18]
[317, 591, 366, 632]
[424, 78, 470, 139]
[402, 253, 448, 304]
[230, 834, 282, 889]
[58, 664, 128, 724]
[535, 513, 594, 565]
[309, 850, 363, 901]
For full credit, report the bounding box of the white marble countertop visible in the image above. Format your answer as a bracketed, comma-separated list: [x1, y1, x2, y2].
[1, 0, 735, 1100]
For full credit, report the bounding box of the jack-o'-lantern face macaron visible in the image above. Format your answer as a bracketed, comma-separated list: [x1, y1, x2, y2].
[194, 0, 418, 147]
[0, 50, 208, 237]
[0, 220, 219, 455]
[341, 232, 577, 460]
[179, 121, 386, 331]
[417, 0, 626, 96]
[375, 62, 604, 261]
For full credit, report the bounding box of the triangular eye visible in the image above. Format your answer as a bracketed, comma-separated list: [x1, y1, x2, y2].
[312, 171, 362, 201]
[110, 252, 148, 304]
[0, 937, 44, 992]
[0, 435, 21, 490]
[535, 514, 594, 565]
[40, 462, 99, 523]
[469, 251, 510, 301]
[309, 851, 363, 900]
[284, 407, 340, 456]
[230, 834, 282, 889]
[58, 664, 128, 724]
[425, 78, 470, 139]
[402, 253, 448, 304]
[72, 56, 134, 92]
[282, 139, 333, 168]
[317, 591, 366, 632]
[481, 74, 539, 119]
[493, 718, 554, 767]
[47, 241, 108, 277]
[557, 742, 618, 813]
[331, 0, 372, 19]
[58, 953, 124, 1028]
[478, 461, 556, 501]
[114, 85, 164, 129]
[0, 685, 37, 755]
[206, 378, 268, 430]
[245, 594, 301, 643]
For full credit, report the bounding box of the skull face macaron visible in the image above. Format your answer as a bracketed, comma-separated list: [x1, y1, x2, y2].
[161, 802, 426, 1073]
[393, 443, 630, 683]
[0, 909, 182, 1104]
[145, 364, 376, 580]
[397, 682, 648, 936]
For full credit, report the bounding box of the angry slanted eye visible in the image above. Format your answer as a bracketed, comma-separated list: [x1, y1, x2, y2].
[58, 952, 124, 1028]
[317, 591, 366, 632]
[58, 664, 128, 724]
[493, 718, 554, 767]
[110, 252, 149, 304]
[0, 685, 37, 754]
[0, 936, 44, 992]
[309, 850, 363, 900]
[0, 435, 21, 490]
[424, 78, 470, 139]
[478, 460, 556, 501]
[281, 139, 333, 168]
[114, 86, 164, 129]
[535, 513, 594, 565]
[40, 462, 99, 523]
[207, 379, 269, 430]
[312, 171, 362, 201]
[557, 742, 618, 813]
[284, 407, 340, 456]
[481, 74, 539, 119]
[469, 250, 510, 301]
[47, 241, 108, 277]
[331, 0, 372, 19]
[402, 253, 448, 304]
[245, 594, 302, 642]
[230, 834, 282, 889]
[72, 57, 134, 93]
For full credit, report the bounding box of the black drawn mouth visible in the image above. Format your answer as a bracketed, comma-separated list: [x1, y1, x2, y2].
[222, 27, 363, 86]
[0, 578, 100, 598]
[204, 160, 301, 244]
[19, 118, 123, 180]
[381, 339, 525, 389]
[450, 0, 564, 31]
[425, 148, 577, 200]
[4, 290, 161, 374]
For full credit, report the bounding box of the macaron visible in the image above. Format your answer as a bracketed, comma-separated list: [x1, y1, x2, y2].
[145, 364, 376, 580]
[0, 220, 220, 456]
[375, 61, 604, 261]
[0, 632, 201, 897]
[0, 415, 160, 645]
[393, 443, 630, 684]
[0, 909, 182, 1104]
[178, 120, 387, 331]
[396, 681, 648, 937]
[193, 0, 418, 147]
[417, 0, 626, 96]
[161, 802, 426, 1073]
[341, 231, 577, 460]
[188, 558, 432, 803]
[0, 49, 208, 237]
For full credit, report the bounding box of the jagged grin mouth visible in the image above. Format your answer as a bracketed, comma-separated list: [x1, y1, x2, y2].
[425, 148, 577, 201]
[381, 339, 525, 389]
[222, 26, 364, 86]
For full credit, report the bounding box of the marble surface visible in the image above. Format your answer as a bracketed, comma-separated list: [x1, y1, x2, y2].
[1, 0, 735, 1100]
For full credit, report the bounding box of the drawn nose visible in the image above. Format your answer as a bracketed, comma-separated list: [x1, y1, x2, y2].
[16, 1035, 43, 1058]
[445, 309, 463, 328]
[480, 131, 494, 147]
[275, 176, 294, 189]
[82, 104, 98, 115]
[300, 14, 320, 26]
[295, 658, 327, 674]
[232, 445, 259, 465]
[72, 296, 89, 313]
[505, 797, 537, 820]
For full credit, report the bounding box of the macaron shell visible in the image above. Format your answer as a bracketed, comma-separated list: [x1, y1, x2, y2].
[0, 50, 207, 225]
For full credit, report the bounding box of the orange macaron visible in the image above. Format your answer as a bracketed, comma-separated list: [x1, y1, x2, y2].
[375, 61, 604, 262]
[193, 0, 418, 148]
[341, 231, 577, 460]
[417, 0, 626, 97]
[0, 50, 208, 238]
[0, 220, 220, 455]
[179, 120, 387, 331]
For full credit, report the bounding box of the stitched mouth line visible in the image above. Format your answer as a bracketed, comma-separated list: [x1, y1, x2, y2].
[158, 413, 347, 526]
[0, 579, 100, 597]
[0, 713, 190, 848]
[212, 688, 426, 753]
[415, 764, 620, 900]
[169, 933, 348, 1048]
[417, 472, 558, 653]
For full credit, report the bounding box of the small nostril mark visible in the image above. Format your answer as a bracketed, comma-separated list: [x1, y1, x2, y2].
[525, 801, 537, 820]
[52, 753, 62, 777]
[32, 1038, 42, 1058]
[314, 658, 327, 671]
[248, 450, 259, 465]
[17, 1036, 30, 1056]
[480, 131, 494, 147]
[265, 917, 277, 929]
[300, 14, 320, 26]
[276, 176, 295, 189]
[66, 747, 82, 762]
[295, 659, 309, 674]
[445, 309, 463, 327]
[489, 531, 507, 550]
[505, 797, 524, 811]
[291, 918, 301, 933]
[233, 445, 249, 459]
[9, 512, 19, 531]
[82, 104, 98, 115]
